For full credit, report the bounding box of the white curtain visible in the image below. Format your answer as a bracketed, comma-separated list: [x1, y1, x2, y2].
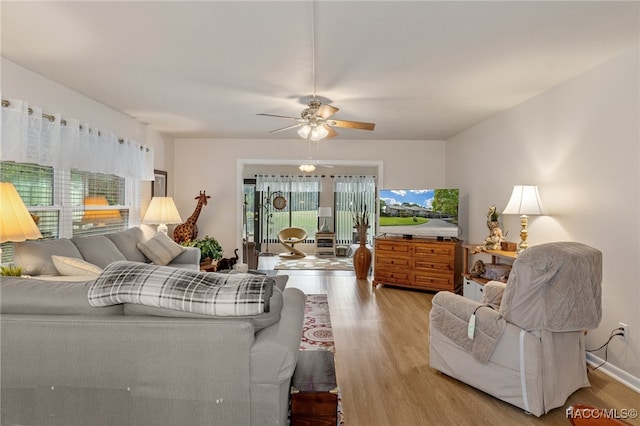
[333, 175, 377, 244]
[1, 98, 154, 180]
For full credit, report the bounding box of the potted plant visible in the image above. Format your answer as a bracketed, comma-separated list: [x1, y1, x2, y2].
[181, 236, 223, 265]
[486, 205, 500, 231]
[1, 264, 23, 276]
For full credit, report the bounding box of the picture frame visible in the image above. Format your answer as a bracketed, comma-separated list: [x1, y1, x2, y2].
[152, 170, 167, 197]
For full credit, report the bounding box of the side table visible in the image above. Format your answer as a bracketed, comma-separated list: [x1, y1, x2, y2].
[315, 232, 336, 257]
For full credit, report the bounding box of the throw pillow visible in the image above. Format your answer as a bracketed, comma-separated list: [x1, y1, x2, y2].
[137, 232, 185, 266]
[52, 255, 103, 276]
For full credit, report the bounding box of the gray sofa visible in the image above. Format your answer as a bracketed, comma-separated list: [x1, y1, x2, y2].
[12, 227, 201, 280]
[1, 229, 305, 425]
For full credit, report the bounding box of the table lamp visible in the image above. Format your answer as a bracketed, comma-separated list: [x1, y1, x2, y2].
[82, 196, 122, 226]
[502, 185, 543, 253]
[142, 197, 182, 235]
[318, 207, 332, 232]
[0, 182, 43, 255]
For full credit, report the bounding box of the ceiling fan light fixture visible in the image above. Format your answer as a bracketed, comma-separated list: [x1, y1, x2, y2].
[311, 125, 329, 141]
[297, 125, 311, 139]
[299, 164, 316, 172]
[297, 123, 328, 141]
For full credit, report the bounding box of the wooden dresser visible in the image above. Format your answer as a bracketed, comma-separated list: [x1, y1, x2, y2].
[373, 236, 462, 292]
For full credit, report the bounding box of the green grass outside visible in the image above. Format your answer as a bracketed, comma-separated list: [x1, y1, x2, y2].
[379, 216, 428, 226]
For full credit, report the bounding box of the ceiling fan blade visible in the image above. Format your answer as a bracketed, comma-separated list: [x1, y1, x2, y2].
[324, 125, 338, 138]
[317, 104, 339, 119]
[268, 123, 304, 134]
[328, 119, 375, 131]
[257, 113, 302, 121]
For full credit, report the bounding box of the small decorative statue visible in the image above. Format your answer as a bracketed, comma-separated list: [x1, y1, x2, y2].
[483, 226, 505, 250]
[173, 191, 210, 244]
[473, 205, 505, 253]
[470, 260, 486, 278]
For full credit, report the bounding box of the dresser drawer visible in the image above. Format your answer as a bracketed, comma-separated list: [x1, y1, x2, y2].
[413, 273, 454, 290]
[414, 244, 455, 258]
[414, 259, 454, 274]
[374, 269, 411, 284]
[375, 256, 411, 268]
[375, 241, 411, 255]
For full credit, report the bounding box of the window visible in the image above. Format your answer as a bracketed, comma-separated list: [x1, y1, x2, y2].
[254, 175, 321, 250]
[70, 169, 129, 237]
[1, 161, 134, 262]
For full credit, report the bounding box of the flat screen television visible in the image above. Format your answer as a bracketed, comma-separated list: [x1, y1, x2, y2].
[378, 188, 461, 239]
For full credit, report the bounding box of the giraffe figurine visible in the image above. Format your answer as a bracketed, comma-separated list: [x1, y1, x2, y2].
[173, 191, 210, 244]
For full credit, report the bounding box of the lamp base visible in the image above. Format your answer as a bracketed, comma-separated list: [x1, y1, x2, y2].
[157, 223, 168, 235]
[320, 218, 329, 232]
[517, 214, 529, 253]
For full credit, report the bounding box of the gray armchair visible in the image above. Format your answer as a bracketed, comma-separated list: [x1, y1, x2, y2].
[429, 242, 602, 416]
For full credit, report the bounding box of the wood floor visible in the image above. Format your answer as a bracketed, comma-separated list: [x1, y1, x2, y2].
[259, 257, 639, 426]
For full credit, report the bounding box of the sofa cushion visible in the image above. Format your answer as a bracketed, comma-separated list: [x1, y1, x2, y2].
[124, 287, 284, 330]
[52, 255, 103, 276]
[14, 239, 82, 276]
[136, 232, 185, 266]
[0, 276, 123, 316]
[105, 227, 148, 263]
[71, 235, 127, 268]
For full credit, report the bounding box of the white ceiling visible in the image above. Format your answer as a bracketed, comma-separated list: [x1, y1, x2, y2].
[2, 1, 638, 141]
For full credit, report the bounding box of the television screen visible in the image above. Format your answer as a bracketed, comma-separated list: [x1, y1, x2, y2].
[378, 188, 461, 238]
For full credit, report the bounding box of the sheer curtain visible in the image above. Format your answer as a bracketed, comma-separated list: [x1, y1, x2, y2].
[334, 175, 377, 245]
[1, 98, 154, 180]
[255, 175, 321, 248]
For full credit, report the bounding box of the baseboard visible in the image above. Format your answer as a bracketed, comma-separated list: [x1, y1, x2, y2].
[586, 353, 640, 393]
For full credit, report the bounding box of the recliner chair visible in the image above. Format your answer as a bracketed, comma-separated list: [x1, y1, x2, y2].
[429, 242, 602, 416]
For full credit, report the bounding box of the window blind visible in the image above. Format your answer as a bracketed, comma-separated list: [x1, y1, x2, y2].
[1, 161, 132, 263]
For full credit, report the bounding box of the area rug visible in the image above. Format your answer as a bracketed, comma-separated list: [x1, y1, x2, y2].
[300, 294, 344, 424]
[275, 255, 353, 271]
[301, 294, 335, 352]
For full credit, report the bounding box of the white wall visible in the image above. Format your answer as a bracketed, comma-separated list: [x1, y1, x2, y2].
[1, 59, 148, 143]
[446, 46, 640, 386]
[173, 138, 446, 257]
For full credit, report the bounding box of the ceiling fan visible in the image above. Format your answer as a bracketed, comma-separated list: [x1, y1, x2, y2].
[257, 98, 375, 140]
[257, 1, 375, 141]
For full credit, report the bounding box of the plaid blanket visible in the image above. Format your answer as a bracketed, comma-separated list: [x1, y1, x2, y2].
[88, 261, 273, 316]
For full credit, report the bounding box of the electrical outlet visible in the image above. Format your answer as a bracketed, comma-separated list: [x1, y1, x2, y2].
[618, 322, 628, 342]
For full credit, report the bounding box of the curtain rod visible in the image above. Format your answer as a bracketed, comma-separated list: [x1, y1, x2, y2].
[1, 99, 142, 148]
[255, 174, 325, 178]
[331, 175, 377, 178]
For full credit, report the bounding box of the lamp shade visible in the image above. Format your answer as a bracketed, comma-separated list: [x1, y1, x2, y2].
[142, 197, 182, 225]
[318, 207, 332, 218]
[82, 196, 122, 225]
[503, 185, 543, 216]
[0, 182, 43, 243]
